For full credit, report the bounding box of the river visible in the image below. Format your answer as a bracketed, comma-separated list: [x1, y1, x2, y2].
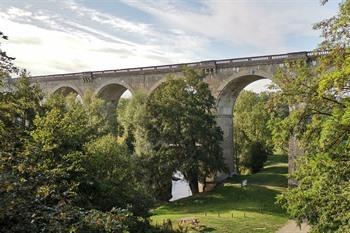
[170, 172, 192, 201]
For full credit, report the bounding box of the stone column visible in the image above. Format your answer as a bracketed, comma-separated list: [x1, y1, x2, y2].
[215, 114, 234, 181]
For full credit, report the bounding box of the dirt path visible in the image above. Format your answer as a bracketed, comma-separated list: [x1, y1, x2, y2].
[276, 220, 310, 233]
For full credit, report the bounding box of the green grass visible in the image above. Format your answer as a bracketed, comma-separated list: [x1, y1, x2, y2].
[151, 154, 289, 233]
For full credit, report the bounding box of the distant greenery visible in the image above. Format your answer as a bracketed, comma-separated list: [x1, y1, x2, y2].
[151, 154, 289, 233]
[233, 91, 278, 174]
[117, 93, 148, 153]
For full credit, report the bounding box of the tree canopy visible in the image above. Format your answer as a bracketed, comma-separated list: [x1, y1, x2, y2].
[275, 1, 350, 232]
[233, 90, 273, 174]
[137, 69, 226, 195]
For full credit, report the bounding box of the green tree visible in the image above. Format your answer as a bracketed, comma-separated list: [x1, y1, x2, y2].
[117, 92, 148, 153]
[275, 1, 350, 232]
[1, 93, 153, 232]
[233, 90, 272, 174]
[0, 32, 157, 233]
[83, 134, 152, 216]
[3, 94, 96, 232]
[82, 134, 153, 232]
[0, 31, 17, 74]
[266, 91, 290, 153]
[139, 69, 225, 195]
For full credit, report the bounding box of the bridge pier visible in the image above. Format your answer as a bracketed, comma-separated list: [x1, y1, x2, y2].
[215, 114, 235, 181]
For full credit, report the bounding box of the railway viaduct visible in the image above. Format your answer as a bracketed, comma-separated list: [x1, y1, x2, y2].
[29, 51, 322, 181]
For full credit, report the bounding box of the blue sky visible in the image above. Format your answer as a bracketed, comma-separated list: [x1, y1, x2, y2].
[0, 0, 342, 91]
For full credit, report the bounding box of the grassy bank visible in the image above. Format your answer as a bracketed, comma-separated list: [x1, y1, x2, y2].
[151, 154, 289, 233]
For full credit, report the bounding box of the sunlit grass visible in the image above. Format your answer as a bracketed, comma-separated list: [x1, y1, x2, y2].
[151, 154, 289, 232]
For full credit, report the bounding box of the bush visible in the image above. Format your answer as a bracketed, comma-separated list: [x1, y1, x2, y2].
[239, 141, 269, 174]
[0, 94, 153, 233]
[82, 134, 153, 217]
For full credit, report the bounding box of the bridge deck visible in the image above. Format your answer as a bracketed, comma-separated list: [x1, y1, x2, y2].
[30, 51, 326, 81]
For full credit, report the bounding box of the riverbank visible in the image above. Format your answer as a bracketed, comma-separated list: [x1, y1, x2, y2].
[151, 154, 289, 233]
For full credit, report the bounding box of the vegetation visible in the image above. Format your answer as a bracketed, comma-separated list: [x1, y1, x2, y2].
[0, 30, 225, 231]
[273, 1, 350, 232]
[0, 89, 153, 232]
[135, 69, 225, 196]
[1, 0, 349, 231]
[233, 91, 274, 174]
[0, 33, 153, 232]
[117, 92, 148, 153]
[151, 154, 289, 233]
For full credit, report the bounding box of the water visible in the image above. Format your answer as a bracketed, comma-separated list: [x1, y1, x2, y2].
[170, 172, 192, 201]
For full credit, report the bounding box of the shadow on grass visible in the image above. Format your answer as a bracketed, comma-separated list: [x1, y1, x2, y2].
[261, 166, 288, 175]
[228, 165, 288, 188]
[246, 173, 287, 187]
[264, 154, 288, 166]
[155, 184, 285, 216]
[153, 154, 289, 224]
[198, 226, 216, 232]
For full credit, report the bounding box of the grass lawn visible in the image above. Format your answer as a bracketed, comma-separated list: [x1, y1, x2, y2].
[151, 154, 289, 233]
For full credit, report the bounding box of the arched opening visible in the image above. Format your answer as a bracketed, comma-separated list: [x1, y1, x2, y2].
[96, 84, 129, 103]
[95, 83, 134, 135]
[53, 86, 82, 103]
[216, 75, 269, 177]
[232, 79, 276, 174]
[217, 74, 287, 182]
[53, 86, 78, 96]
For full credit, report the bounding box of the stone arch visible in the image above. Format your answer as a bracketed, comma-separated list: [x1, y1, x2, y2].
[148, 73, 185, 95]
[94, 81, 134, 103]
[217, 73, 272, 115]
[215, 72, 274, 177]
[51, 84, 83, 97]
[148, 78, 168, 95]
[92, 82, 135, 135]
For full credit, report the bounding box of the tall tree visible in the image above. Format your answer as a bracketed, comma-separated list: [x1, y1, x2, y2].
[0, 32, 157, 233]
[117, 92, 148, 153]
[275, 1, 350, 232]
[233, 90, 272, 174]
[139, 69, 226, 195]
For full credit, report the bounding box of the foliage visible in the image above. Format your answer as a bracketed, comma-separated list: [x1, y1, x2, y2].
[116, 93, 173, 202]
[0, 31, 17, 74]
[265, 91, 290, 153]
[0, 79, 153, 233]
[233, 91, 272, 174]
[239, 141, 269, 174]
[82, 134, 153, 218]
[83, 90, 118, 136]
[137, 69, 225, 196]
[275, 1, 350, 232]
[117, 92, 148, 153]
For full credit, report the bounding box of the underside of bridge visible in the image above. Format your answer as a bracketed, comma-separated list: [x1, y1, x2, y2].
[53, 86, 79, 96]
[96, 83, 128, 103]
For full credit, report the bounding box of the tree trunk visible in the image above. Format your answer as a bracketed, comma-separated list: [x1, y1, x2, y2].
[188, 175, 199, 194]
[156, 179, 173, 202]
